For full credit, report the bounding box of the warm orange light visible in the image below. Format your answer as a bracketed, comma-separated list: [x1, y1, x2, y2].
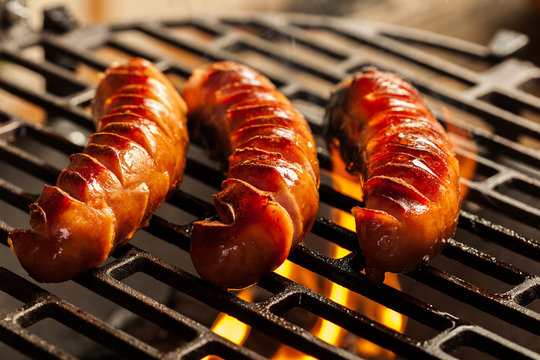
[211, 310, 251, 345]
[311, 245, 351, 349]
[204, 289, 254, 360]
[273, 259, 321, 360]
[206, 144, 409, 359]
[273, 242, 354, 359]
[328, 145, 364, 203]
[442, 105, 478, 201]
[272, 248, 353, 359]
[271, 146, 406, 359]
[328, 144, 406, 359]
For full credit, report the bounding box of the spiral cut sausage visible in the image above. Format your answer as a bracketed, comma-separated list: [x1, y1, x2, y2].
[326, 68, 460, 283]
[8, 58, 189, 282]
[183, 61, 320, 289]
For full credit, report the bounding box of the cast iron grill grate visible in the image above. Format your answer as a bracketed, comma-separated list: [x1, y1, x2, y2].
[0, 12, 539, 359]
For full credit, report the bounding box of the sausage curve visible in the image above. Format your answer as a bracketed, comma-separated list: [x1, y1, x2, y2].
[325, 67, 460, 283]
[183, 61, 320, 289]
[8, 58, 189, 282]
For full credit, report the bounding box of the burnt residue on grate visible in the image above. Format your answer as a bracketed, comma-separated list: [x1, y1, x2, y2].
[0, 12, 539, 360]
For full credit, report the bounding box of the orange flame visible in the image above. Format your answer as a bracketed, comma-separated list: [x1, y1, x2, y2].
[206, 145, 408, 359]
[270, 146, 405, 359]
[324, 146, 405, 359]
[205, 289, 254, 360]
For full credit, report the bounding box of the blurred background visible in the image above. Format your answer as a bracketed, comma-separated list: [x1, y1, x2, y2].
[22, 0, 540, 66]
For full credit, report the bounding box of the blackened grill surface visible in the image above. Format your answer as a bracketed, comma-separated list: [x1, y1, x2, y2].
[0, 13, 539, 360]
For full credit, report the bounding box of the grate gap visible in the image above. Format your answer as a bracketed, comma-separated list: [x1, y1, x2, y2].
[0, 337, 31, 360]
[91, 44, 136, 64]
[229, 23, 345, 64]
[441, 329, 535, 360]
[453, 228, 540, 278]
[430, 254, 516, 293]
[12, 128, 72, 168]
[153, 201, 198, 226]
[478, 91, 540, 134]
[281, 305, 398, 359]
[398, 273, 539, 350]
[422, 93, 495, 133]
[0, 156, 52, 195]
[0, 61, 47, 95]
[120, 270, 278, 358]
[73, 59, 107, 85]
[196, 338, 269, 360]
[463, 189, 540, 241]
[519, 77, 540, 98]
[382, 34, 493, 74]
[113, 30, 208, 67]
[0, 88, 47, 125]
[526, 299, 540, 313]
[495, 178, 540, 211]
[26, 317, 123, 358]
[224, 42, 335, 95]
[166, 24, 216, 44]
[0, 279, 25, 315]
[468, 157, 499, 182]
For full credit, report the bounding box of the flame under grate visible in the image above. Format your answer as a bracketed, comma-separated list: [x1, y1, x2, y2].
[0, 13, 539, 359]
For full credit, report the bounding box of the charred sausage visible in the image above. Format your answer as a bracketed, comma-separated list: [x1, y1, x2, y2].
[183, 61, 320, 289]
[325, 67, 460, 283]
[8, 58, 189, 282]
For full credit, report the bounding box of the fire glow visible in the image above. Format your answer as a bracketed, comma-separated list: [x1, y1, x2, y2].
[205, 146, 407, 359]
[442, 105, 478, 201]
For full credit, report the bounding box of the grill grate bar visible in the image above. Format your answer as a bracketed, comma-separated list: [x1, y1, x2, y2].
[229, 17, 350, 61]
[467, 186, 540, 229]
[1, 114, 540, 357]
[0, 315, 77, 360]
[0, 76, 93, 130]
[409, 266, 540, 335]
[0, 178, 35, 213]
[415, 83, 540, 141]
[136, 23, 313, 89]
[41, 35, 111, 72]
[288, 245, 462, 331]
[21, 124, 85, 155]
[81, 245, 357, 360]
[443, 239, 531, 284]
[0, 269, 170, 360]
[288, 19, 482, 85]
[0, 138, 60, 187]
[0, 47, 91, 94]
[426, 325, 540, 360]
[458, 210, 540, 261]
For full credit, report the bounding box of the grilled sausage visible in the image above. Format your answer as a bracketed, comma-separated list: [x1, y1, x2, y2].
[325, 67, 460, 283]
[8, 58, 189, 282]
[183, 61, 320, 289]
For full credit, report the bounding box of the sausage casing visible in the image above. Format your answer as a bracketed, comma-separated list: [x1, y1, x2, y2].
[183, 61, 320, 289]
[325, 68, 460, 283]
[8, 58, 189, 282]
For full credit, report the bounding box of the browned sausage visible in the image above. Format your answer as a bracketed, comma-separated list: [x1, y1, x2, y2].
[325, 67, 461, 283]
[183, 61, 320, 289]
[8, 58, 189, 282]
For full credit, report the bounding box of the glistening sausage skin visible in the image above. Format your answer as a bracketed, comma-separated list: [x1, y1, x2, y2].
[9, 58, 189, 282]
[325, 68, 460, 283]
[183, 61, 320, 289]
